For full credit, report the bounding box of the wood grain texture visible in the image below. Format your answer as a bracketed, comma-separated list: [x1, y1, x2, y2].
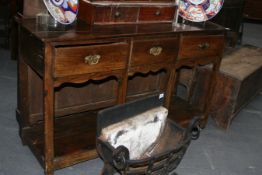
[179, 35, 224, 60]
[139, 7, 176, 21]
[43, 43, 55, 175]
[20, 28, 44, 76]
[111, 7, 139, 23]
[131, 37, 178, 66]
[189, 63, 262, 129]
[78, 0, 177, 25]
[94, 6, 111, 23]
[54, 42, 129, 77]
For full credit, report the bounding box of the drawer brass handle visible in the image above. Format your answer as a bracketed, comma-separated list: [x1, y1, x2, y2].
[198, 43, 210, 50]
[149, 46, 163, 56]
[84, 55, 101, 65]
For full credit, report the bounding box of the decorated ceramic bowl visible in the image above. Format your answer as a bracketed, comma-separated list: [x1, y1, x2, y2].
[43, 0, 79, 24]
[179, 0, 224, 22]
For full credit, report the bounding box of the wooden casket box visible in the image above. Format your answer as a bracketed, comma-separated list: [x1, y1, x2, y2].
[78, 0, 178, 25]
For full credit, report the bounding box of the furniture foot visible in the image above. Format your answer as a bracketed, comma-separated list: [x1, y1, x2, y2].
[44, 170, 54, 175]
[199, 116, 208, 129]
[100, 163, 115, 175]
[19, 136, 27, 146]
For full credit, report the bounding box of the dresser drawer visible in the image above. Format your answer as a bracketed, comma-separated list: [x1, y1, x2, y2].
[94, 6, 139, 24]
[179, 35, 224, 60]
[131, 37, 178, 66]
[139, 7, 176, 22]
[54, 42, 129, 77]
[110, 7, 139, 23]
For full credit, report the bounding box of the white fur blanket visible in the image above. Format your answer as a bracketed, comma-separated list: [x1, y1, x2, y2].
[100, 106, 168, 160]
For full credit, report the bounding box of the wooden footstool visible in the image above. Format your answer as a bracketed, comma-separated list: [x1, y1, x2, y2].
[179, 45, 262, 129]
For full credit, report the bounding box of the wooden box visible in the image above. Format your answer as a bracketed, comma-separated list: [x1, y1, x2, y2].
[190, 46, 262, 129]
[78, 0, 177, 25]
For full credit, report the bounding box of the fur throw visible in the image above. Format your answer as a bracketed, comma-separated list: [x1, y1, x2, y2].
[100, 106, 168, 160]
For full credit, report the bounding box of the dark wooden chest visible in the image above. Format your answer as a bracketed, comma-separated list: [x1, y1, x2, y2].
[190, 46, 262, 129]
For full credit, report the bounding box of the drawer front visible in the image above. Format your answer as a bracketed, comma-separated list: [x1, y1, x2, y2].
[94, 7, 139, 24]
[139, 7, 176, 22]
[179, 35, 224, 60]
[111, 7, 139, 23]
[94, 6, 112, 23]
[131, 37, 178, 66]
[54, 42, 129, 77]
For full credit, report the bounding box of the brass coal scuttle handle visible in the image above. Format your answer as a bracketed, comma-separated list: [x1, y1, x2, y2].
[149, 46, 163, 56]
[84, 55, 101, 65]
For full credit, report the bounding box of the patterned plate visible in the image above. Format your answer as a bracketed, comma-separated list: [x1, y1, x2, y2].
[43, 0, 79, 24]
[179, 0, 224, 22]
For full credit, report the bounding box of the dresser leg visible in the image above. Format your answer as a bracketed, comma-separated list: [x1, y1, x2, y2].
[201, 60, 221, 128]
[45, 169, 54, 175]
[200, 115, 208, 129]
[164, 69, 177, 109]
[44, 44, 55, 175]
[100, 163, 114, 175]
[117, 74, 128, 104]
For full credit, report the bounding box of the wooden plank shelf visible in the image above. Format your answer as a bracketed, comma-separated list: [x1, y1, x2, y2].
[23, 111, 99, 169]
[21, 96, 202, 170]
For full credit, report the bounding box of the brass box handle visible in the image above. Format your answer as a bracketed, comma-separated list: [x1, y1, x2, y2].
[84, 55, 101, 65]
[198, 43, 210, 50]
[149, 46, 163, 56]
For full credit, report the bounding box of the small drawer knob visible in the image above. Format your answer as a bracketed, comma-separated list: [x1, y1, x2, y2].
[155, 10, 161, 16]
[149, 46, 163, 56]
[198, 43, 210, 50]
[115, 11, 121, 18]
[84, 55, 101, 65]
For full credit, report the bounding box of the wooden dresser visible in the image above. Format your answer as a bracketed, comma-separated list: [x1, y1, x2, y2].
[17, 18, 225, 175]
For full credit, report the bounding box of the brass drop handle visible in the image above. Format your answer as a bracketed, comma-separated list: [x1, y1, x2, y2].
[149, 46, 163, 56]
[84, 54, 101, 65]
[198, 43, 210, 50]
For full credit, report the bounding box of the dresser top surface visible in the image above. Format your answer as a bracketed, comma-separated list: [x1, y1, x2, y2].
[18, 18, 225, 42]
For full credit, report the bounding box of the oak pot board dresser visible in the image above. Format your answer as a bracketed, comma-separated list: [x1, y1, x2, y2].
[16, 15, 225, 175]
